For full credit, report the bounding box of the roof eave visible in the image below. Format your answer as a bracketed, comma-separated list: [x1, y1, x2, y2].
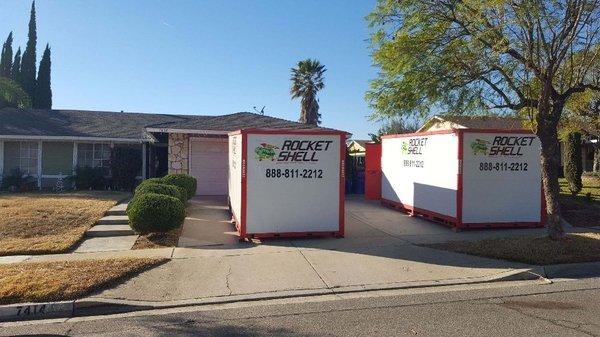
[0, 134, 147, 143]
[145, 127, 229, 135]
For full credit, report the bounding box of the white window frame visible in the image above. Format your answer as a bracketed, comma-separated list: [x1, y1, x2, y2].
[13, 141, 41, 178]
[76, 142, 112, 169]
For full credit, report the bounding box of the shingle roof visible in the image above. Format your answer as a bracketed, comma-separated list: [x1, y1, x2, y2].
[352, 140, 371, 148]
[149, 111, 328, 132]
[437, 115, 525, 130]
[0, 108, 340, 140]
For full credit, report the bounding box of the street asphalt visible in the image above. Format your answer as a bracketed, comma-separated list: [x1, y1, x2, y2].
[2, 277, 599, 336]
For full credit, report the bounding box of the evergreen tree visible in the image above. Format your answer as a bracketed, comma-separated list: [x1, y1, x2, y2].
[11, 47, 21, 83]
[20, 1, 37, 98]
[0, 32, 13, 78]
[33, 44, 51, 109]
[563, 132, 583, 196]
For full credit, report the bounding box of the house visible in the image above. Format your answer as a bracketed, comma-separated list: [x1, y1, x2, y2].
[418, 114, 597, 172]
[346, 139, 371, 167]
[0, 108, 341, 194]
[417, 115, 525, 132]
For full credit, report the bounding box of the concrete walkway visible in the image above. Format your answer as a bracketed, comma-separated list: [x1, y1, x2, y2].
[73, 202, 137, 253]
[82, 196, 541, 303]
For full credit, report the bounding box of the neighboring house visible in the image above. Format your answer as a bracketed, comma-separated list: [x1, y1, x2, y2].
[417, 115, 525, 132]
[418, 115, 597, 172]
[346, 139, 371, 167]
[0, 108, 342, 194]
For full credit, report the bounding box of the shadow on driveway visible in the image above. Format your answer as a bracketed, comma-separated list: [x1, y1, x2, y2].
[175, 195, 542, 271]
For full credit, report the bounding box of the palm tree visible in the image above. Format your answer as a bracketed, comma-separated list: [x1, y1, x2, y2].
[290, 59, 326, 126]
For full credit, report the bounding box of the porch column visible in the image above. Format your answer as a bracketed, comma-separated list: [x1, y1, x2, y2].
[168, 133, 190, 174]
[72, 142, 78, 174]
[142, 142, 147, 179]
[37, 140, 42, 189]
[0, 141, 4, 180]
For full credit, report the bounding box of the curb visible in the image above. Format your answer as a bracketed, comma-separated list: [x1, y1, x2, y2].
[540, 261, 600, 279]
[0, 301, 73, 322]
[0, 267, 544, 322]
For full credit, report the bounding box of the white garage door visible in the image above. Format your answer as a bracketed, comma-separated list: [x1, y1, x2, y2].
[189, 138, 229, 195]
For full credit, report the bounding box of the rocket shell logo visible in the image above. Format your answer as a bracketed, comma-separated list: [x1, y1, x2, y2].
[254, 143, 279, 161]
[401, 142, 408, 155]
[254, 139, 333, 163]
[470, 139, 489, 155]
[470, 136, 536, 156]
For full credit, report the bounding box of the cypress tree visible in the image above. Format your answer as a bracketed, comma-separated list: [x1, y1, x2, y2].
[33, 44, 51, 109]
[11, 47, 21, 83]
[563, 132, 583, 196]
[20, 1, 37, 98]
[0, 32, 13, 78]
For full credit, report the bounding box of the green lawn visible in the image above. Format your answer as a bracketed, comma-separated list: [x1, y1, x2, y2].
[560, 175, 600, 228]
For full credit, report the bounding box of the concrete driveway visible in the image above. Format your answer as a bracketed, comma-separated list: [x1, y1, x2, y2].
[92, 196, 542, 304]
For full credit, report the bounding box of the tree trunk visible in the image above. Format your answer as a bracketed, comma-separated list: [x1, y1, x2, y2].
[536, 83, 565, 240]
[594, 145, 600, 173]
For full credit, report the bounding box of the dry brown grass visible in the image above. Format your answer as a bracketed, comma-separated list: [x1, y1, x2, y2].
[133, 228, 181, 250]
[425, 232, 600, 265]
[0, 191, 129, 256]
[0, 258, 166, 304]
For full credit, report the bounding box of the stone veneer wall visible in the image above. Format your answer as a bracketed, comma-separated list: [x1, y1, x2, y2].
[168, 133, 190, 174]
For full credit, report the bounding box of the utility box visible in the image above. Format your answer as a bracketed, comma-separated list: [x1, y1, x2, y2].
[381, 129, 545, 230]
[228, 129, 346, 239]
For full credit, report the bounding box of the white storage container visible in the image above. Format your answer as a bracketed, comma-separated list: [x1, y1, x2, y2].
[228, 128, 346, 239]
[381, 129, 544, 230]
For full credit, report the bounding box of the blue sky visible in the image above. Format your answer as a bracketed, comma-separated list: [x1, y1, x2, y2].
[0, 0, 382, 139]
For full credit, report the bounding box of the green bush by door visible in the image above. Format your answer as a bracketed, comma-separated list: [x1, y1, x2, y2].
[127, 173, 197, 234]
[127, 193, 186, 234]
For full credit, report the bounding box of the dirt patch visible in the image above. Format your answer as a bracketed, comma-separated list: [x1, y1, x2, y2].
[0, 191, 129, 256]
[0, 258, 166, 304]
[132, 228, 182, 249]
[425, 232, 600, 265]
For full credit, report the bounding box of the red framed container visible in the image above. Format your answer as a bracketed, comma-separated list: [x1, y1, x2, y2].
[365, 142, 382, 200]
[228, 128, 346, 239]
[380, 128, 545, 230]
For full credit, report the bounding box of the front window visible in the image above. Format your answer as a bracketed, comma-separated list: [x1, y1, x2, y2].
[77, 143, 111, 173]
[17, 141, 39, 176]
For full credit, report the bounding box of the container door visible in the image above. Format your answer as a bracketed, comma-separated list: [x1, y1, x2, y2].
[365, 143, 382, 200]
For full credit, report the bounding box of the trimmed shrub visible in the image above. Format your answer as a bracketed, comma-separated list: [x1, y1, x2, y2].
[127, 193, 185, 234]
[128, 178, 167, 212]
[134, 178, 164, 194]
[161, 174, 197, 200]
[564, 132, 583, 196]
[71, 166, 107, 190]
[135, 183, 186, 204]
[0, 168, 36, 192]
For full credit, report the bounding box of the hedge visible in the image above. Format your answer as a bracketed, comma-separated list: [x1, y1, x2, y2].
[161, 174, 197, 200]
[127, 193, 186, 234]
[135, 183, 186, 204]
[564, 132, 583, 196]
[135, 178, 163, 193]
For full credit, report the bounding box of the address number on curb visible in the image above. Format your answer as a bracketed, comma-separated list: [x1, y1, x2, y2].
[0, 301, 73, 321]
[15, 304, 47, 316]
